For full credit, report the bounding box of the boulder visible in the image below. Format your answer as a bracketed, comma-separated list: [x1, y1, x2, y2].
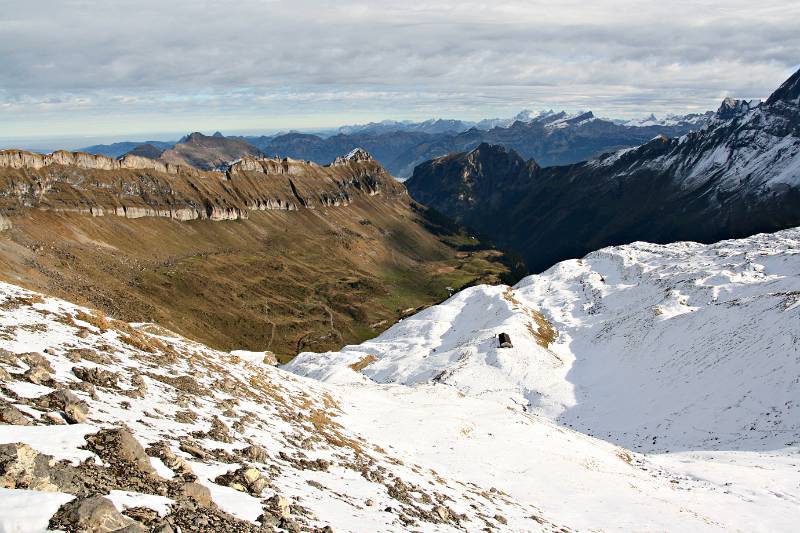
[207, 416, 232, 443]
[86, 428, 156, 477]
[73, 366, 119, 388]
[214, 465, 269, 496]
[49, 495, 142, 533]
[19, 351, 54, 373]
[146, 441, 194, 478]
[179, 481, 213, 506]
[433, 505, 450, 522]
[241, 444, 268, 463]
[37, 389, 89, 423]
[0, 348, 18, 365]
[0, 404, 31, 425]
[23, 365, 52, 385]
[267, 494, 291, 519]
[0, 442, 58, 491]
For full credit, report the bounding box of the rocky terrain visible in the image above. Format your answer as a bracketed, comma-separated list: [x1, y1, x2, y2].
[0, 149, 516, 360]
[407, 68, 800, 272]
[0, 281, 563, 532]
[0, 147, 404, 221]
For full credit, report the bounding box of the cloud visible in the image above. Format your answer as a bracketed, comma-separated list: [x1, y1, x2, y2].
[1, 0, 798, 138]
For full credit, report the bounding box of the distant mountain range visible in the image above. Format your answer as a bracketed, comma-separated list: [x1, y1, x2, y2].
[77, 109, 715, 178]
[406, 68, 800, 272]
[245, 109, 713, 178]
[79, 139, 176, 158]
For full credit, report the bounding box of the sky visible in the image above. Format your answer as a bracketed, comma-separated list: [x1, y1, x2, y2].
[1, 0, 799, 148]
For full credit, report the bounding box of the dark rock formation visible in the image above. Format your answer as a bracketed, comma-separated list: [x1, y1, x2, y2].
[406, 68, 800, 273]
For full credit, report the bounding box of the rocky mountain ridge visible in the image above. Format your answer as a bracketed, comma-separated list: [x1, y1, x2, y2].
[407, 67, 800, 272]
[0, 150, 404, 224]
[158, 132, 262, 171]
[0, 150, 191, 175]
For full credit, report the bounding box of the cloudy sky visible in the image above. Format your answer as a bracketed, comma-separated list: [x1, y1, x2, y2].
[1, 0, 799, 146]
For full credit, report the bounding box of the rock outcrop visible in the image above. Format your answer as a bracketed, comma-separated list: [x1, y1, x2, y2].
[0, 150, 405, 223]
[0, 150, 188, 175]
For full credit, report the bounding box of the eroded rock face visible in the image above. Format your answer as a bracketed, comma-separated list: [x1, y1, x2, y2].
[0, 150, 184, 175]
[0, 442, 59, 492]
[0, 149, 404, 225]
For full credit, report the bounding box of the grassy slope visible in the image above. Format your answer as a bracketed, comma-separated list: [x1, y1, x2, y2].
[0, 198, 514, 362]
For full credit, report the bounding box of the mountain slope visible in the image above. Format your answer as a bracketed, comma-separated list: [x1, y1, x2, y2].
[0, 281, 568, 532]
[286, 227, 800, 531]
[407, 68, 800, 272]
[2, 255, 798, 531]
[289, 227, 800, 451]
[0, 150, 515, 360]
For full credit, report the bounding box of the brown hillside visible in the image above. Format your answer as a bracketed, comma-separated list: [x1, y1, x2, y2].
[0, 150, 514, 360]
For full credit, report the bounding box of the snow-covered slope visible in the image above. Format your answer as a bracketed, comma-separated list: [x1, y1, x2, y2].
[290, 228, 800, 452]
[594, 73, 800, 193]
[288, 228, 800, 531]
[0, 281, 563, 532]
[4, 229, 800, 531]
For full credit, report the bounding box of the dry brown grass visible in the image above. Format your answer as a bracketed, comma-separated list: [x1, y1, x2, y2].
[75, 310, 110, 332]
[0, 200, 514, 362]
[0, 294, 45, 311]
[348, 355, 378, 372]
[503, 287, 558, 349]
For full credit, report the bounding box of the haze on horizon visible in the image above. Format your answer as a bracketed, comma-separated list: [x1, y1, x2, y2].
[1, 0, 799, 148]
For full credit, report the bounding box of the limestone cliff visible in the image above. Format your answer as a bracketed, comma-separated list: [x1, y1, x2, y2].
[0, 150, 405, 222]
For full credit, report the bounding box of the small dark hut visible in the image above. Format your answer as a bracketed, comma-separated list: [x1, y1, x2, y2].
[498, 332, 513, 348]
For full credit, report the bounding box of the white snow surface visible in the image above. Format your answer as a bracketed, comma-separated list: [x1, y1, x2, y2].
[3, 228, 800, 531]
[0, 489, 74, 533]
[288, 227, 800, 530]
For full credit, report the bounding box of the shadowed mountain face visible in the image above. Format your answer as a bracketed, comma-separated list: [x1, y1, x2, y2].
[159, 132, 262, 170]
[407, 68, 800, 273]
[79, 139, 175, 158]
[0, 150, 518, 359]
[247, 111, 711, 178]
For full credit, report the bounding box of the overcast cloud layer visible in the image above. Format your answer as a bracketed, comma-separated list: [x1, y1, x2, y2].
[1, 0, 799, 143]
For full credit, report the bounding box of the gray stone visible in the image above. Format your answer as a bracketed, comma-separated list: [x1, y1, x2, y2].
[86, 428, 156, 476]
[38, 389, 89, 424]
[23, 365, 51, 385]
[50, 495, 138, 532]
[241, 444, 268, 463]
[19, 352, 54, 373]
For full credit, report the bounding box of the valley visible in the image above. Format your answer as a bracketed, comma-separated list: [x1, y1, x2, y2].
[0, 150, 515, 360]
